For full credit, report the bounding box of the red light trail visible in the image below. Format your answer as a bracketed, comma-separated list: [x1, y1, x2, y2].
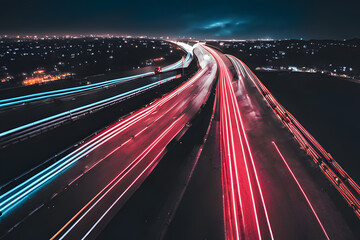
[47, 46, 217, 239]
[272, 141, 330, 240]
[232, 56, 360, 220]
[203, 45, 274, 240]
[52, 116, 185, 240]
[2, 43, 359, 240]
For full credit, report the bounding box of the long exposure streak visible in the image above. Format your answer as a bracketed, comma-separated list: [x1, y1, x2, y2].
[203, 45, 274, 240]
[272, 141, 330, 240]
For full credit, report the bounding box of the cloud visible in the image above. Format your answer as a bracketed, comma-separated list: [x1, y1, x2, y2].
[203, 20, 232, 29]
[186, 18, 249, 37]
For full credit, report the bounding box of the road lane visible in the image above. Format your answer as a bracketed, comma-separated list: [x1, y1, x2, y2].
[1, 42, 357, 240]
[204, 45, 274, 240]
[225, 54, 357, 239]
[0, 42, 193, 109]
[0, 44, 217, 240]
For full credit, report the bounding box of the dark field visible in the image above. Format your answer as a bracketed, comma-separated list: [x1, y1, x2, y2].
[257, 71, 360, 184]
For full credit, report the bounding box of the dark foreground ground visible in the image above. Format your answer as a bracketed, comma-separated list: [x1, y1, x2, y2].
[257, 71, 360, 185]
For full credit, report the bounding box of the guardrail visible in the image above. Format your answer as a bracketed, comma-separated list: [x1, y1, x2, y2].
[228, 55, 360, 219]
[0, 71, 204, 195]
[0, 47, 210, 218]
[0, 74, 182, 148]
[0, 47, 192, 109]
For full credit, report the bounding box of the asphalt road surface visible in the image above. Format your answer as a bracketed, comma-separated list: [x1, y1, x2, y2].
[221, 52, 357, 239]
[0, 43, 217, 240]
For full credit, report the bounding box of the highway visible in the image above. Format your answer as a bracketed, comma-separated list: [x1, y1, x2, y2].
[0, 42, 359, 240]
[202, 45, 358, 239]
[0, 43, 193, 147]
[0, 43, 217, 239]
[0, 44, 192, 109]
[0, 72, 181, 148]
[231, 57, 360, 219]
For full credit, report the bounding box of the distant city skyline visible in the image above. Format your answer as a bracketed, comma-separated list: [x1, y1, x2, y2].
[1, 0, 359, 39]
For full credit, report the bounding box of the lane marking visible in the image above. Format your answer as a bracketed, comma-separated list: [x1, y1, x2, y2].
[272, 141, 330, 240]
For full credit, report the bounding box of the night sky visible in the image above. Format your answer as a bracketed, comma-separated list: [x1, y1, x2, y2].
[1, 0, 359, 39]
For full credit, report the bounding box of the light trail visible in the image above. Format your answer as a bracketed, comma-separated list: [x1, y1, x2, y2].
[222, 58, 262, 240]
[204, 45, 274, 240]
[225, 58, 274, 240]
[0, 76, 179, 204]
[0, 73, 151, 108]
[221, 60, 243, 239]
[55, 116, 185, 240]
[272, 141, 330, 240]
[0, 44, 193, 108]
[65, 102, 177, 189]
[0, 66, 207, 215]
[206, 45, 252, 240]
[47, 44, 216, 239]
[0, 75, 179, 139]
[229, 55, 360, 219]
